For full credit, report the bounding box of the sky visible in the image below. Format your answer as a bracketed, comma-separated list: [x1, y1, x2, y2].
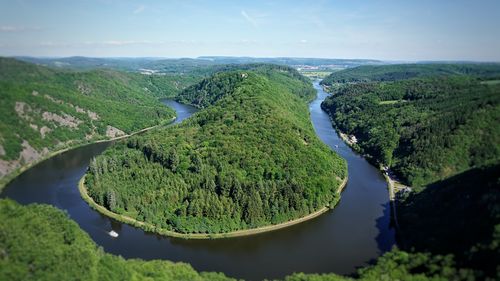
[0, 0, 499, 61]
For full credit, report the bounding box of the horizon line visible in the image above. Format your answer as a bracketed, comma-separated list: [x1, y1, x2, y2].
[5, 55, 500, 64]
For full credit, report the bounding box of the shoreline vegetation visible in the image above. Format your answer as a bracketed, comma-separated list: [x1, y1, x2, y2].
[79, 175, 347, 239]
[0, 116, 176, 192]
[320, 100, 406, 234]
[333, 123, 403, 200]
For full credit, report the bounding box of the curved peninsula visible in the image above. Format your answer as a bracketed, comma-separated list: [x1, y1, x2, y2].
[83, 65, 347, 237]
[79, 175, 347, 239]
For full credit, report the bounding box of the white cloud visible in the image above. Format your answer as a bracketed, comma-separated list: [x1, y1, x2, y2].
[39, 41, 71, 47]
[35, 40, 205, 48]
[300, 39, 308, 43]
[133, 5, 145, 14]
[102, 40, 153, 46]
[0, 25, 41, 32]
[241, 10, 258, 27]
[37, 40, 156, 48]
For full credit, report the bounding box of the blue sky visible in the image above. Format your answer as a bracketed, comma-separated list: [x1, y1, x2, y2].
[1, 0, 499, 61]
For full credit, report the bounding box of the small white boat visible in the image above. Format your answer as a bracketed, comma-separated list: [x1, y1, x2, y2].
[109, 230, 119, 238]
[334, 145, 339, 148]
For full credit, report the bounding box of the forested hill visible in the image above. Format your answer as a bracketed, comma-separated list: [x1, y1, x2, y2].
[84, 67, 347, 235]
[320, 65, 500, 280]
[320, 63, 500, 84]
[321, 74, 500, 187]
[0, 57, 197, 189]
[176, 64, 315, 108]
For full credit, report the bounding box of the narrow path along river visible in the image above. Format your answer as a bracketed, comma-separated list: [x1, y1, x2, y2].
[1, 83, 395, 281]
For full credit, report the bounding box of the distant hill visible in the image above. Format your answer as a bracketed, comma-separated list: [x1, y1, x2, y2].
[16, 56, 384, 74]
[320, 63, 500, 85]
[177, 64, 314, 108]
[0, 58, 197, 189]
[197, 56, 383, 67]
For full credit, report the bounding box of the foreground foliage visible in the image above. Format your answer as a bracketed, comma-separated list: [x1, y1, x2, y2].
[0, 199, 234, 281]
[398, 164, 500, 278]
[85, 66, 347, 234]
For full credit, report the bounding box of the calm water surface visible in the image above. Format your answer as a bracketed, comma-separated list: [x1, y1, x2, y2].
[2, 85, 395, 280]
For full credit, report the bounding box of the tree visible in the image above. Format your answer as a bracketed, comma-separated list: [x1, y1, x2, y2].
[191, 153, 202, 173]
[106, 189, 117, 211]
[168, 149, 180, 172]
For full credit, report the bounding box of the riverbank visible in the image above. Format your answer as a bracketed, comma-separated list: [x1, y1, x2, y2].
[0, 116, 175, 192]
[326, 123, 396, 197]
[79, 176, 348, 239]
[383, 174, 400, 230]
[328, 120, 408, 235]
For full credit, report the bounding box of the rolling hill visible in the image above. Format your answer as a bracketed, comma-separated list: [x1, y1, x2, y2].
[0, 57, 197, 189]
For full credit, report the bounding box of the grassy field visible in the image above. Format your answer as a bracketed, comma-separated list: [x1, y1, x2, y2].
[299, 71, 335, 79]
[378, 100, 408, 105]
[480, 79, 500, 85]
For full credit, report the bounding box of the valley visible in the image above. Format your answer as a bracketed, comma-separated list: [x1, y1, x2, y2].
[2, 1, 499, 280]
[0, 58, 499, 281]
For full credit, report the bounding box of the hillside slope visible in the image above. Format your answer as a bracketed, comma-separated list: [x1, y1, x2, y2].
[84, 67, 347, 235]
[321, 75, 500, 187]
[0, 58, 195, 189]
[177, 64, 315, 108]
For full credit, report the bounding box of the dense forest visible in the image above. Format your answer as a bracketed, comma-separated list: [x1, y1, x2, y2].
[177, 64, 315, 108]
[0, 57, 199, 189]
[321, 74, 500, 187]
[84, 66, 347, 234]
[2, 198, 492, 280]
[320, 63, 500, 84]
[320, 64, 500, 280]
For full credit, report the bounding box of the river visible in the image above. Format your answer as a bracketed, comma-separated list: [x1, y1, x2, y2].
[1, 83, 395, 281]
